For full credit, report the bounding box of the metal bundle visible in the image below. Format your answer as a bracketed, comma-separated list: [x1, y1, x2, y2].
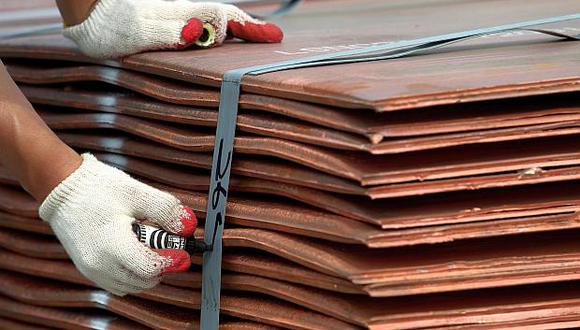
[0, 0, 580, 328]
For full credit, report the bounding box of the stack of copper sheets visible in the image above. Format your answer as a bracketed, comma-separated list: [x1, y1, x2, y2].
[1, 0, 580, 329]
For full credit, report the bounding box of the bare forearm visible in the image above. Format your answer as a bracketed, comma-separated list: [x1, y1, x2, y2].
[0, 62, 81, 201]
[56, 0, 100, 26]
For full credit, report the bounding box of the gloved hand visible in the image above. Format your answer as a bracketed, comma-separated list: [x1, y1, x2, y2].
[39, 153, 197, 296]
[63, 0, 284, 58]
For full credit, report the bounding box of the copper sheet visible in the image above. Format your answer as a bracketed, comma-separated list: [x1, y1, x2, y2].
[5, 210, 580, 324]
[5, 62, 580, 139]
[0, 248, 371, 327]
[96, 149, 580, 221]
[21, 84, 373, 151]
[59, 132, 365, 195]
[0, 271, 199, 329]
[96, 153, 580, 245]
[18, 86, 580, 155]
[7, 63, 376, 139]
[93, 153, 580, 245]
[8, 64, 580, 150]
[52, 132, 580, 228]
[0, 295, 148, 330]
[41, 110, 371, 181]
[190, 228, 580, 297]
[0, 263, 358, 330]
[94, 160, 580, 231]
[0, 170, 380, 247]
[9, 247, 580, 330]
[0, 239, 359, 296]
[4, 160, 580, 249]
[0, 318, 56, 330]
[22, 84, 580, 187]
[0, 0, 579, 111]
[4, 158, 580, 235]
[61, 129, 580, 202]
[0, 185, 38, 217]
[2, 178, 580, 249]
[37, 109, 580, 197]
[66, 127, 580, 198]
[2, 189, 568, 252]
[10, 222, 580, 298]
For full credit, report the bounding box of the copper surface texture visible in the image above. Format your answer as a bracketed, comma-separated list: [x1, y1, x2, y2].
[2, 0, 580, 329]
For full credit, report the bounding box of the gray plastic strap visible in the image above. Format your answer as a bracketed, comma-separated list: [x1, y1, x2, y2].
[199, 13, 579, 329]
[245, 13, 580, 75]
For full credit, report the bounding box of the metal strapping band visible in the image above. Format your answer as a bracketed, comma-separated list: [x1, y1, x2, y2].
[200, 13, 580, 329]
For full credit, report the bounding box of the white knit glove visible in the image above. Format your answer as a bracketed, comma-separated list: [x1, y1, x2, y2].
[63, 0, 284, 58]
[39, 153, 197, 296]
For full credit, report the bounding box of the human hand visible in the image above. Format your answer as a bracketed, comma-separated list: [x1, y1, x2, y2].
[63, 0, 284, 58]
[39, 153, 197, 296]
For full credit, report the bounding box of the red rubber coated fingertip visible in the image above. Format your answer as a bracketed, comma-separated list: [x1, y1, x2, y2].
[158, 249, 191, 275]
[181, 18, 204, 44]
[227, 20, 284, 43]
[177, 205, 197, 237]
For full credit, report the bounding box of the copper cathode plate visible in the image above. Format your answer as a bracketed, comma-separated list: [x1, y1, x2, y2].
[37, 109, 580, 196]
[7, 224, 580, 298]
[0, 267, 358, 330]
[7, 63, 580, 145]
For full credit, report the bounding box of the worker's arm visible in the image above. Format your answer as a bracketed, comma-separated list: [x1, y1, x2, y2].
[0, 62, 81, 201]
[56, 0, 284, 58]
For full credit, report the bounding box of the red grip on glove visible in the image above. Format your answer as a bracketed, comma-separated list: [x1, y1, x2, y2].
[158, 249, 192, 275]
[227, 20, 284, 43]
[181, 18, 205, 44]
[176, 205, 197, 237]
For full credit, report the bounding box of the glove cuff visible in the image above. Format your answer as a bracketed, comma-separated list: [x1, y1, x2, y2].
[39, 153, 115, 222]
